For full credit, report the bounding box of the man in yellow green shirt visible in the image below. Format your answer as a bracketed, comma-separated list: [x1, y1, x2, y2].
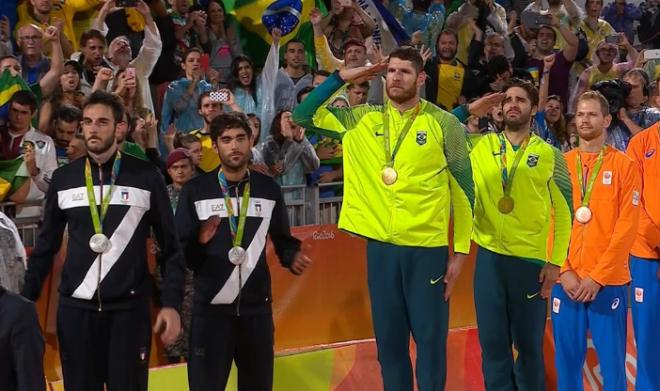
[467, 78, 573, 391]
[293, 47, 474, 391]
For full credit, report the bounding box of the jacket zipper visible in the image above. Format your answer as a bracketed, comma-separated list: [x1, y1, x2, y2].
[235, 184, 242, 317]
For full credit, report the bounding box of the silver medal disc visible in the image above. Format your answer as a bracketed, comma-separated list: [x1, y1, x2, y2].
[575, 206, 593, 224]
[89, 233, 111, 254]
[228, 246, 247, 265]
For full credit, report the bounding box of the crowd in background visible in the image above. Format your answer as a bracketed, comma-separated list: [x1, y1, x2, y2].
[0, 0, 658, 383]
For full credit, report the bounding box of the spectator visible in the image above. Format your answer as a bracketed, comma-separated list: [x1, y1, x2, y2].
[172, 132, 203, 174]
[0, 15, 11, 57]
[445, 0, 508, 65]
[149, 0, 181, 116]
[466, 25, 509, 76]
[275, 39, 313, 113]
[513, 15, 579, 109]
[0, 211, 26, 293]
[65, 133, 87, 161]
[524, 0, 583, 49]
[112, 68, 148, 117]
[606, 68, 660, 150]
[638, 0, 660, 48]
[190, 90, 242, 173]
[48, 104, 82, 166]
[310, 8, 370, 72]
[312, 69, 331, 86]
[346, 81, 369, 106]
[534, 55, 571, 151]
[77, 29, 112, 95]
[262, 110, 320, 205]
[227, 28, 280, 142]
[17, 24, 50, 86]
[424, 30, 468, 110]
[14, 0, 80, 56]
[319, 0, 376, 60]
[0, 91, 57, 202]
[160, 48, 212, 136]
[602, 0, 642, 44]
[464, 54, 513, 100]
[570, 37, 638, 111]
[0, 25, 64, 101]
[578, 0, 615, 71]
[93, 0, 162, 114]
[169, 0, 206, 66]
[115, 110, 147, 160]
[201, 0, 241, 86]
[385, 0, 445, 55]
[38, 60, 84, 131]
[0, 285, 46, 391]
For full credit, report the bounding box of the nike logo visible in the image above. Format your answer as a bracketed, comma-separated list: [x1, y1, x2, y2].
[430, 275, 444, 285]
[526, 292, 540, 299]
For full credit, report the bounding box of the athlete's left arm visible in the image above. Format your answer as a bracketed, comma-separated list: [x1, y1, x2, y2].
[548, 148, 574, 266]
[148, 170, 185, 311]
[268, 184, 302, 270]
[590, 159, 641, 285]
[440, 112, 475, 254]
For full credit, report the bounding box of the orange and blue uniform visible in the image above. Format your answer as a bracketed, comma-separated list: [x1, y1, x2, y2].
[552, 145, 641, 391]
[626, 123, 660, 391]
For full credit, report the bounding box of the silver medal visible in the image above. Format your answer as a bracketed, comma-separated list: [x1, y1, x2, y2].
[228, 246, 247, 265]
[89, 233, 111, 254]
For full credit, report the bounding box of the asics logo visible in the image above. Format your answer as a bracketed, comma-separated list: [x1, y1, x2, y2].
[611, 298, 620, 310]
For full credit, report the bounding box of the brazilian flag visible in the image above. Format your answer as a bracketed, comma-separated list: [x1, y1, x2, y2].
[0, 158, 29, 202]
[226, 0, 328, 69]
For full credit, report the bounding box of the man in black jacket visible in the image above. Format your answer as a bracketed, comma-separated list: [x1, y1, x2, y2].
[0, 286, 45, 391]
[22, 91, 184, 391]
[176, 112, 312, 391]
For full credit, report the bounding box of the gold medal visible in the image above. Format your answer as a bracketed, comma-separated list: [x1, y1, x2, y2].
[575, 206, 592, 224]
[498, 195, 514, 214]
[381, 167, 398, 185]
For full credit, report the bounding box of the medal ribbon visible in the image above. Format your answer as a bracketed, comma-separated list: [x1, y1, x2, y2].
[217, 170, 250, 248]
[498, 133, 530, 196]
[576, 147, 606, 207]
[85, 152, 122, 234]
[383, 104, 420, 168]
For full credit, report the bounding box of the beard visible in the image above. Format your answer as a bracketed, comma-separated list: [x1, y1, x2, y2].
[503, 111, 532, 129]
[85, 133, 116, 154]
[439, 48, 457, 61]
[220, 151, 249, 171]
[386, 82, 417, 104]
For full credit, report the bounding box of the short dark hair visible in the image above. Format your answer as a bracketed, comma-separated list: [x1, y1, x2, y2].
[389, 46, 424, 73]
[0, 54, 18, 64]
[210, 112, 253, 141]
[312, 69, 331, 78]
[537, 25, 557, 42]
[53, 104, 82, 123]
[183, 47, 203, 64]
[297, 86, 315, 104]
[173, 133, 201, 149]
[198, 91, 212, 110]
[284, 39, 305, 52]
[79, 29, 106, 49]
[82, 90, 125, 124]
[486, 55, 511, 79]
[9, 90, 38, 113]
[502, 78, 540, 107]
[347, 81, 370, 90]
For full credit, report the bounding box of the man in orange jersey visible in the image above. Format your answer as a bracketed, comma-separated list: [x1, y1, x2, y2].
[551, 91, 641, 391]
[626, 118, 660, 391]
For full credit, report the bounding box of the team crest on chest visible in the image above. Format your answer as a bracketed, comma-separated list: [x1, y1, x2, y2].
[416, 131, 427, 146]
[526, 154, 540, 167]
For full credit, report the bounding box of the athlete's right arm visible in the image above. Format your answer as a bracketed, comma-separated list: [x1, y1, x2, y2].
[292, 64, 387, 139]
[22, 170, 67, 301]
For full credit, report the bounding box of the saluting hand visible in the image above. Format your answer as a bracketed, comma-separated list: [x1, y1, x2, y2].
[339, 62, 388, 84]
